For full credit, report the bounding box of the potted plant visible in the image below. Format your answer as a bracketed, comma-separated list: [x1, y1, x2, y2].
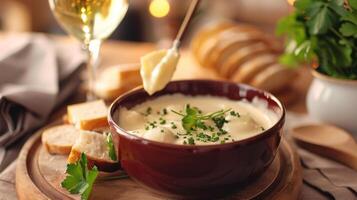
[277, 0, 357, 134]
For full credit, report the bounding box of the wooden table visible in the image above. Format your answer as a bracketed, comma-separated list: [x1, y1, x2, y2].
[0, 33, 314, 200]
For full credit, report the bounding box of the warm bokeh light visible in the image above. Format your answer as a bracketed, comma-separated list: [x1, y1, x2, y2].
[149, 0, 170, 18]
[287, 0, 295, 6]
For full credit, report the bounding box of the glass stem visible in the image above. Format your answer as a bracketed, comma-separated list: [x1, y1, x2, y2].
[85, 39, 101, 101]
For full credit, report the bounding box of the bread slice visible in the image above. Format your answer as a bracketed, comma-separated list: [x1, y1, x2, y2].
[209, 31, 265, 69]
[219, 42, 272, 78]
[67, 100, 108, 130]
[191, 21, 235, 59]
[196, 25, 262, 67]
[68, 130, 119, 172]
[94, 64, 142, 100]
[231, 54, 277, 83]
[42, 125, 79, 155]
[250, 63, 297, 93]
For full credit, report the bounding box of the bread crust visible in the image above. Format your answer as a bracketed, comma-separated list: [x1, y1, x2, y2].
[68, 148, 120, 172]
[41, 124, 78, 155]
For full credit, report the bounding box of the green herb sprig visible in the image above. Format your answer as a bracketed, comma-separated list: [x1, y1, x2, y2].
[61, 153, 98, 200]
[277, 0, 357, 79]
[171, 104, 231, 132]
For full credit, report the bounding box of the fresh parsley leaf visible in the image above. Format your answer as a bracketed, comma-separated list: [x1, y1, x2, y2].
[212, 116, 228, 130]
[340, 22, 357, 37]
[172, 106, 231, 132]
[106, 133, 117, 161]
[181, 114, 196, 131]
[61, 153, 98, 200]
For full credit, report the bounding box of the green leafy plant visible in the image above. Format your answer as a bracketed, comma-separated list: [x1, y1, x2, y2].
[61, 153, 98, 200]
[277, 0, 357, 79]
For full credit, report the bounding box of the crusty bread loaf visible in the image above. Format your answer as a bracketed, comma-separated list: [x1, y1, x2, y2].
[94, 64, 141, 100]
[191, 21, 235, 59]
[42, 125, 79, 155]
[219, 42, 271, 78]
[231, 54, 277, 83]
[208, 31, 265, 69]
[68, 130, 119, 172]
[250, 63, 297, 93]
[191, 21, 296, 97]
[67, 100, 108, 131]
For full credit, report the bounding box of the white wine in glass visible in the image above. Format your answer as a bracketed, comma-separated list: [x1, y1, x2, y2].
[49, 0, 129, 100]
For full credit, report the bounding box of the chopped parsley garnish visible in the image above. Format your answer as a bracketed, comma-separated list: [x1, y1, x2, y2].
[162, 108, 168, 115]
[148, 121, 157, 129]
[208, 126, 214, 131]
[159, 117, 166, 125]
[61, 153, 98, 200]
[106, 133, 117, 161]
[212, 116, 229, 130]
[171, 104, 231, 132]
[142, 104, 239, 145]
[261, 126, 266, 131]
[141, 107, 153, 116]
[188, 137, 195, 145]
[230, 111, 240, 117]
[171, 122, 177, 129]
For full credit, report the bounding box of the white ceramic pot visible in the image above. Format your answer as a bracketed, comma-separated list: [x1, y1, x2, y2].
[307, 70, 357, 135]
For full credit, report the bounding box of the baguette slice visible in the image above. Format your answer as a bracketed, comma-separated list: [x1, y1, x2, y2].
[94, 64, 142, 100]
[68, 130, 119, 172]
[208, 31, 265, 69]
[67, 100, 108, 130]
[42, 125, 79, 155]
[196, 25, 261, 67]
[231, 54, 277, 83]
[219, 42, 271, 78]
[250, 63, 297, 93]
[191, 21, 235, 58]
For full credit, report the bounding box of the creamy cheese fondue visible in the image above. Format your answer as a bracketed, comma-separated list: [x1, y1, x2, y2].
[118, 94, 278, 145]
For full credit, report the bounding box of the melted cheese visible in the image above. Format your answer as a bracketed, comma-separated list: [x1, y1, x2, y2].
[140, 49, 180, 95]
[118, 94, 279, 145]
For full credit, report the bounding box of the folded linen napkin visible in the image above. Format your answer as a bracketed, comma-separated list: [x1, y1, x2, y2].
[0, 34, 85, 147]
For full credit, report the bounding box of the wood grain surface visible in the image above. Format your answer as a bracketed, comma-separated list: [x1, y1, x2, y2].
[16, 123, 302, 200]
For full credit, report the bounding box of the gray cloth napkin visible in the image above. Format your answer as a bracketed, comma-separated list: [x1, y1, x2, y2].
[0, 33, 85, 147]
[286, 113, 357, 200]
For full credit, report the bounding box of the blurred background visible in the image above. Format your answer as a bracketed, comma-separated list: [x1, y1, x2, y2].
[0, 0, 291, 43]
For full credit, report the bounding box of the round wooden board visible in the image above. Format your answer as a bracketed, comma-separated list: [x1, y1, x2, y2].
[16, 125, 302, 200]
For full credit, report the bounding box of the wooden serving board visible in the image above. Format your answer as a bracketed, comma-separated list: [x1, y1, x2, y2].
[16, 124, 302, 200]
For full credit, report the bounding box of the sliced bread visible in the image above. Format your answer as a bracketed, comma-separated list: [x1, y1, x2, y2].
[94, 64, 142, 100]
[191, 21, 235, 58]
[219, 42, 271, 78]
[250, 63, 297, 93]
[42, 124, 79, 155]
[67, 100, 108, 131]
[68, 130, 119, 172]
[208, 31, 264, 69]
[231, 54, 277, 83]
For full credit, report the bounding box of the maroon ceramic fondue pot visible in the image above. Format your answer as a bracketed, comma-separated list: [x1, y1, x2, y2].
[108, 80, 285, 198]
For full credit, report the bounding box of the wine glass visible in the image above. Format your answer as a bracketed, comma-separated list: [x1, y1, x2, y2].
[48, 0, 129, 100]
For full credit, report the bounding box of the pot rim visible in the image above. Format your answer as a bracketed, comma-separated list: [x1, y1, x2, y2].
[312, 70, 357, 85]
